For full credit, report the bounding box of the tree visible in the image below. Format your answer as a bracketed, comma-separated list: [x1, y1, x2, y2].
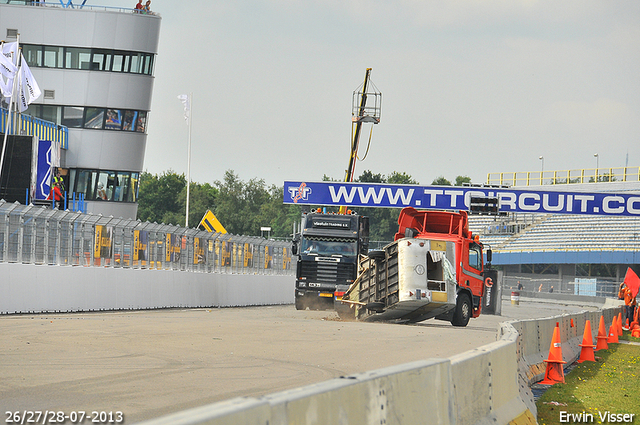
[455, 175, 471, 186]
[137, 170, 186, 225]
[431, 176, 452, 186]
[137, 170, 219, 227]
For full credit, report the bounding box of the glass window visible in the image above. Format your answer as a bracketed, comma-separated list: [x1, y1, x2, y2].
[122, 54, 130, 73]
[112, 53, 124, 72]
[104, 172, 118, 201]
[65, 47, 92, 69]
[122, 110, 137, 131]
[91, 50, 111, 71]
[143, 54, 154, 75]
[62, 106, 84, 128]
[130, 172, 139, 202]
[84, 108, 105, 129]
[105, 109, 123, 130]
[74, 170, 97, 200]
[130, 53, 144, 74]
[113, 172, 130, 202]
[468, 244, 482, 271]
[135, 111, 147, 133]
[43, 46, 64, 68]
[41, 105, 62, 125]
[22, 44, 42, 67]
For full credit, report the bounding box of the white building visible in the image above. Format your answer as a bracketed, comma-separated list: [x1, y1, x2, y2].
[0, 1, 161, 219]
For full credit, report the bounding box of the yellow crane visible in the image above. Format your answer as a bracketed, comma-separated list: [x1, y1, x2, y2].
[339, 68, 382, 214]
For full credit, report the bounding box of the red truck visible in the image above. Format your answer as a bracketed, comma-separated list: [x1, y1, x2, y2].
[340, 207, 492, 326]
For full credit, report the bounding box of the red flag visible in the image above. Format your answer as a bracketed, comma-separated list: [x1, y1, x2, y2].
[623, 268, 640, 298]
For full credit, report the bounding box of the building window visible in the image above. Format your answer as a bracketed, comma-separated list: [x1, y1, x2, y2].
[65, 47, 92, 69]
[44, 46, 64, 68]
[21, 44, 156, 76]
[122, 110, 138, 131]
[62, 106, 83, 128]
[105, 109, 123, 130]
[29, 104, 148, 134]
[70, 169, 140, 203]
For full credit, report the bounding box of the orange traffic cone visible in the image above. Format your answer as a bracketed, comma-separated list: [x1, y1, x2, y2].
[596, 316, 609, 351]
[632, 328, 640, 338]
[623, 318, 630, 331]
[578, 320, 596, 363]
[539, 323, 566, 385]
[617, 312, 623, 336]
[608, 316, 619, 344]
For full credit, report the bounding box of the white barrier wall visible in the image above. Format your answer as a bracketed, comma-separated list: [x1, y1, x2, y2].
[137, 303, 624, 425]
[0, 263, 294, 314]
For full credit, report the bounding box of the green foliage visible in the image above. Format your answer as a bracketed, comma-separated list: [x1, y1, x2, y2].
[455, 175, 472, 186]
[137, 170, 187, 225]
[431, 176, 452, 186]
[536, 342, 640, 425]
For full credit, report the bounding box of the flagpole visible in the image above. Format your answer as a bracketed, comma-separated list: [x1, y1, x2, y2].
[185, 92, 192, 228]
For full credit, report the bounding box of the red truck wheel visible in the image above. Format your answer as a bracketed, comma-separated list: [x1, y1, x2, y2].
[451, 293, 471, 327]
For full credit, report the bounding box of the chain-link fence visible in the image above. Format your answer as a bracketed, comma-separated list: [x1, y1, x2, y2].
[0, 200, 294, 275]
[502, 274, 621, 298]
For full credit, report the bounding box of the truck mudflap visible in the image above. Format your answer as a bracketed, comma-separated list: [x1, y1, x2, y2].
[341, 238, 459, 323]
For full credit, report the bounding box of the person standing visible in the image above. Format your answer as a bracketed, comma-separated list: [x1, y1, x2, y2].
[46, 181, 64, 209]
[134, 0, 143, 12]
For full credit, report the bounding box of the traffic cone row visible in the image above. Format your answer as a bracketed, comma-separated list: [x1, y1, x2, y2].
[540, 312, 632, 386]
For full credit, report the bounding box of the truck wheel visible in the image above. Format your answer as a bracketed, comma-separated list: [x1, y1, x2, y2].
[451, 293, 471, 327]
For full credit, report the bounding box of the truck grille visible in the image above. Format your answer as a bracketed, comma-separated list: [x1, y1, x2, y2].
[299, 261, 355, 284]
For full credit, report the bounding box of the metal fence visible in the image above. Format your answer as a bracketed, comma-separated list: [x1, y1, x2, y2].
[0, 200, 294, 275]
[502, 274, 621, 298]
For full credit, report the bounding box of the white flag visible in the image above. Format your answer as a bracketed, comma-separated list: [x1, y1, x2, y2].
[20, 54, 41, 104]
[177, 94, 190, 123]
[0, 51, 17, 80]
[0, 42, 17, 99]
[0, 75, 12, 99]
[1, 42, 18, 64]
[16, 66, 28, 112]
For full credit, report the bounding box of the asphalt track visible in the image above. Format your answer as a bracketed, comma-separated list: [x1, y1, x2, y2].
[0, 298, 597, 423]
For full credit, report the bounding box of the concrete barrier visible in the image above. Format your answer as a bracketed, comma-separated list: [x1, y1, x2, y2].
[136, 302, 624, 425]
[0, 263, 294, 314]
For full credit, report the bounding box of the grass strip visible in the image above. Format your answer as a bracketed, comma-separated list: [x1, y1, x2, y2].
[536, 332, 640, 425]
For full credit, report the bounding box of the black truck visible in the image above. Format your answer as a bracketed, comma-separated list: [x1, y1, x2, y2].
[292, 210, 369, 312]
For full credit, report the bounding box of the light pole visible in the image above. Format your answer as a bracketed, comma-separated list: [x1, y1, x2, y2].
[594, 153, 599, 182]
[539, 156, 544, 185]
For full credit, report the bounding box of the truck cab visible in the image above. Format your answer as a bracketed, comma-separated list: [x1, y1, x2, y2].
[292, 210, 369, 310]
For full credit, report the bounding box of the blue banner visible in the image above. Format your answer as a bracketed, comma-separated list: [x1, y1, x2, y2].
[35, 140, 53, 201]
[283, 181, 640, 217]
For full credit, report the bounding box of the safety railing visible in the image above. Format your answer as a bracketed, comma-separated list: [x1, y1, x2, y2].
[1, 108, 68, 149]
[0, 1, 160, 16]
[0, 200, 294, 275]
[486, 167, 640, 187]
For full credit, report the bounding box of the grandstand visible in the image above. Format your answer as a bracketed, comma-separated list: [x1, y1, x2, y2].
[469, 175, 640, 297]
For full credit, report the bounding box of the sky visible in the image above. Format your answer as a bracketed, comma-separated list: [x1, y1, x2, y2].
[109, 0, 640, 188]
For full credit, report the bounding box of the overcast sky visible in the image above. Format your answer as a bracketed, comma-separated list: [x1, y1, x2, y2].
[110, 0, 640, 188]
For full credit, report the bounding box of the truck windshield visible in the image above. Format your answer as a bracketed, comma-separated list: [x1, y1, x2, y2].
[300, 237, 357, 257]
